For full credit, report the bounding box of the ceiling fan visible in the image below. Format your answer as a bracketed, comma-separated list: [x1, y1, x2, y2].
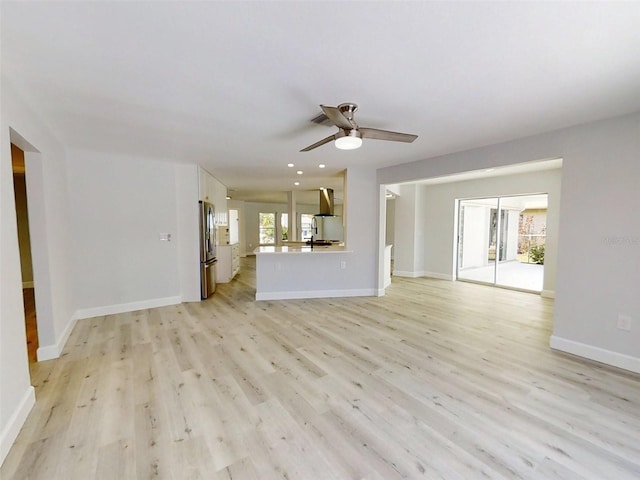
[300, 103, 417, 152]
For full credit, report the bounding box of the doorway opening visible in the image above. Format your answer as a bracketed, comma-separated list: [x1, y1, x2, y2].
[456, 193, 548, 292]
[11, 143, 38, 363]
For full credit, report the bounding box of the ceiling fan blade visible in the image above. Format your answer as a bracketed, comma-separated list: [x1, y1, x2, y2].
[359, 127, 417, 143]
[320, 105, 355, 130]
[300, 134, 336, 152]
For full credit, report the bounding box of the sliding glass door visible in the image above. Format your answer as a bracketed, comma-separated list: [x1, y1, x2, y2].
[457, 198, 498, 284]
[457, 194, 548, 292]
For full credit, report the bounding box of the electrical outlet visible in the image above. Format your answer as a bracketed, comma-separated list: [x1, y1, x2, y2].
[617, 314, 632, 331]
[275, 263, 281, 271]
[340, 260, 347, 269]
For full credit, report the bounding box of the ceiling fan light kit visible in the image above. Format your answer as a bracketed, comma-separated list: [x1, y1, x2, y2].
[335, 129, 362, 150]
[300, 102, 417, 152]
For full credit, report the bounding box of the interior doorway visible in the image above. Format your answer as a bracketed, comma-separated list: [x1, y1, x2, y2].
[11, 143, 39, 363]
[456, 193, 548, 292]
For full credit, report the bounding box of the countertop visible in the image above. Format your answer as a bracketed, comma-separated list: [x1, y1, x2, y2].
[254, 244, 351, 254]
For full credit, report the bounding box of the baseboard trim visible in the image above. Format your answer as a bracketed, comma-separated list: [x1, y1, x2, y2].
[73, 296, 182, 321]
[37, 314, 78, 361]
[541, 289, 555, 299]
[393, 270, 423, 278]
[550, 335, 640, 374]
[0, 385, 35, 465]
[423, 271, 454, 281]
[22, 281, 34, 288]
[393, 270, 453, 281]
[256, 288, 376, 301]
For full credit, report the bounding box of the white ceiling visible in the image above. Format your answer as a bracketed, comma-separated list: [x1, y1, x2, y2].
[3, 2, 640, 204]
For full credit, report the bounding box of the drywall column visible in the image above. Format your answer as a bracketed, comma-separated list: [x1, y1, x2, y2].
[287, 191, 297, 241]
[392, 184, 419, 277]
[175, 164, 201, 302]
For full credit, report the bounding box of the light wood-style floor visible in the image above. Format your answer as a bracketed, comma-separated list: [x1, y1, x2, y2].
[23, 288, 39, 364]
[2, 258, 639, 479]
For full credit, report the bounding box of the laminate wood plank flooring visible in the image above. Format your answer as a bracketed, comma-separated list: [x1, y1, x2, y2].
[23, 288, 38, 363]
[3, 257, 639, 479]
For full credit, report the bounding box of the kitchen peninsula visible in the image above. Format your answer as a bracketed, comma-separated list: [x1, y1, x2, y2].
[254, 243, 366, 300]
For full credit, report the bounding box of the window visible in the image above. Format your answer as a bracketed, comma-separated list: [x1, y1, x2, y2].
[301, 213, 315, 241]
[259, 212, 276, 245]
[280, 213, 289, 241]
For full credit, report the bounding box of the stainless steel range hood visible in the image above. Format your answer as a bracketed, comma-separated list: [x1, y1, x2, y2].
[316, 188, 335, 216]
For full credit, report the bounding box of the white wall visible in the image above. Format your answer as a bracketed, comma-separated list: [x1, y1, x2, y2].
[379, 112, 640, 372]
[175, 164, 201, 302]
[392, 183, 430, 278]
[343, 166, 379, 290]
[1, 79, 75, 463]
[391, 184, 418, 276]
[66, 150, 182, 317]
[551, 115, 640, 371]
[385, 198, 395, 251]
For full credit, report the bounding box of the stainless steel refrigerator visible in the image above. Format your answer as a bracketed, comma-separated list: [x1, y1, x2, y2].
[199, 201, 217, 298]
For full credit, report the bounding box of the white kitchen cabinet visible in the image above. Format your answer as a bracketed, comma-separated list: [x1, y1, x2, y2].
[198, 167, 228, 224]
[231, 243, 240, 277]
[216, 242, 240, 283]
[198, 166, 216, 202]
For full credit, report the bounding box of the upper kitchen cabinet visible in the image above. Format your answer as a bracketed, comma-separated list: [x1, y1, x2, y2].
[198, 167, 228, 225]
[198, 166, 217, 202]
[198, 168, 209, 202]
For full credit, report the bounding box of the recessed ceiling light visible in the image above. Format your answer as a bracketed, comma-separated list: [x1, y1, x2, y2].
[294, 181, 300, 186]
[296, 170, 303, 175]
[318, 164, 326, 168]
[288, 163, 294, 167]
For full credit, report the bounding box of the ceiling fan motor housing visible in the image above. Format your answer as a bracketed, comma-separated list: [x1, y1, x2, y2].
[300, 102, 417, 152]
[337, 103, 358, 123]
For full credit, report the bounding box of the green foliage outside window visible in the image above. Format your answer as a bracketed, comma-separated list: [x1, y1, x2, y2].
[259, 212, 275, 245]
[529, 244, 545, 265]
